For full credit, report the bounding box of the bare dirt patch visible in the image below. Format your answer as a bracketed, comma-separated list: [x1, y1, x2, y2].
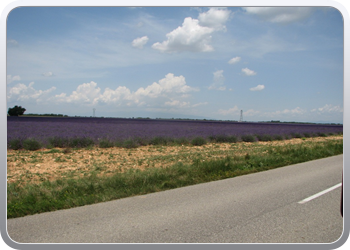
[7, 135, 343, 185]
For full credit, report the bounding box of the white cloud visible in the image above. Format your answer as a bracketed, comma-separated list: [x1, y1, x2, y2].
[7, 39, 18, 47]
[55, 81, 101, 105]
[99, 86, 132, 104]
[270, 107, 307, 116]
[52, 73, 198, 107]
[198, 7, 231, 31]
[7, 75, 21, 84]
[42, 72, 54, 77]
[228, 57, 241, 64]
[164, 100, 207, 109]
[164, 100, 191, 108]
[244, 109, 261, 117]
[54, 82, 132, 106]
[152, 7, 231, 53]
[250, 85, 265, 91]
[262, 106, 343, 122]
[242, 68, 257, 76]
[7, 82, 56, 103]
[152, 17, 214, 53]
[134, 73, 198, 99]
[228, 32, 305, 58]
[218, 105, 240, 115]
[192, 102, 208, 107]
[208, 70, 226, 91]
[242, 7, 315, 24]
[311, 104, 343, 113]
[132, 36, 149, 49]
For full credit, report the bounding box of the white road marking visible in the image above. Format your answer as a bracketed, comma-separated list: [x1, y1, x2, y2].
[298, 183, 342, 204]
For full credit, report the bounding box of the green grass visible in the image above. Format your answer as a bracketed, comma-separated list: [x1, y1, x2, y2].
[7, 138, 343, 219]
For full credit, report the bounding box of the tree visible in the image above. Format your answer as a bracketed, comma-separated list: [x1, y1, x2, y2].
[8, 105, 26, 116]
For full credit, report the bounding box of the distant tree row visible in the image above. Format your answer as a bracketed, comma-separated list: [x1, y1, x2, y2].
[8, 105, 67, 117]
[25, 113, 68, 117]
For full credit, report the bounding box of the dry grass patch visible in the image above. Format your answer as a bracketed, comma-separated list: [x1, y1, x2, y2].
[7, 135, 343, 185]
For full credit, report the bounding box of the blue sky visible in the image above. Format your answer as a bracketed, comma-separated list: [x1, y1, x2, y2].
[6, 6, 344, 123]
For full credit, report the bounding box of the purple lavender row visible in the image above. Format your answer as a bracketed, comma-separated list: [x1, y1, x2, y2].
[7, 116, 343, 147]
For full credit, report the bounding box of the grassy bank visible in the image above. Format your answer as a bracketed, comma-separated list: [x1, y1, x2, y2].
[7, 136, 343, 219]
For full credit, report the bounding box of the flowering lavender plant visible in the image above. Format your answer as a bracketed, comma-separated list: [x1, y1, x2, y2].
[7, 116, 343, 149]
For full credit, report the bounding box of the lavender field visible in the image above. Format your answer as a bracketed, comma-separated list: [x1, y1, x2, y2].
[7, 116, 343, 149]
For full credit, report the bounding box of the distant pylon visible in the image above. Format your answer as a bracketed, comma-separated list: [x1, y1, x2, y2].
[93, 108, 96, 117]
[239, 110, 243, 122]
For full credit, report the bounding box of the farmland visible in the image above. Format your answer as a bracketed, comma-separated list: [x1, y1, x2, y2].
[7, 116, 343, 218]
[7, 116, 343, 149]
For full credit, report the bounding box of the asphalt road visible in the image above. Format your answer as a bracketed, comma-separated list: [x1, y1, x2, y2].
[6, 155, 343, 244]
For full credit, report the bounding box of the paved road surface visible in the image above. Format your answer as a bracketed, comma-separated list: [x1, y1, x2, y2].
[6, 155, 343, 244]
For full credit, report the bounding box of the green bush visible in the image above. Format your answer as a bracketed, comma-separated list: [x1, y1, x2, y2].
[9, 139, 22, 150]
[273, 135, 284, 141]
[48, 137, 70, 148]
[98, 138, 114, 148]
[134, 137, 149, 146]
[174, 137, 190, 145]
[291, 133, 302, 138]
[122, 139, 138, 149]
[227, 135, 238, 143]
[241, 135, 256, 142]
[22, 138, 41, 151]
[68, 137, 95, 148]
[191, 137, 207, 146]
[209, 135, 238, 143]
[150, 136, 170, 146]
[303, 133, 311, 138]
[256, 134, 273, 142]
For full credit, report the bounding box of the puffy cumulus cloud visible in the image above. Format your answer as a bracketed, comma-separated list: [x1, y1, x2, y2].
[152, 17, 214, 53]
[7, 75, 21, 84]
[7, 82, 56, 103]
[208, 70, 226, 91]
[7, 75, 198, 109]
[132, 36, 149, 49]
[250, 84, 265, 91]
[228, 56, 241, 64]
[54, 81, 102, 105]
[242, 68, 257, 76]
[198, 7, 231, 31]
[53, 73, 198, 107]
[99, 86, 132, 104]
[152, 7, 231, 53]
[135, 73, 198, 98]
[242, 7, 315, 24]
[311, 104, 343, 113]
